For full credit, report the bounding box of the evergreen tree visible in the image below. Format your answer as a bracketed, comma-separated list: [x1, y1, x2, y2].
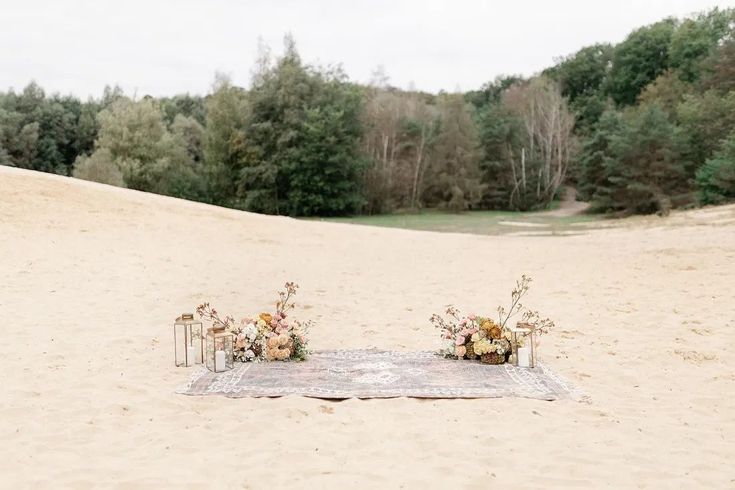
[577, 110, 623, 205]
[202, 75, 249, 206]
[677, 90, 735, 171]
[696, 130, 735, 204]
[475, 102, 523, 209]
[239, 36, 365, 216]
[599, 104, 687, 214]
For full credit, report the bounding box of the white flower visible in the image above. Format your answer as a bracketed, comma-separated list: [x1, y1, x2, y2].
[243, 324, 258, 341]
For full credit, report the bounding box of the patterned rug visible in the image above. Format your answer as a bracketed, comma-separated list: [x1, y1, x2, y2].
[177, 349, 586, 401]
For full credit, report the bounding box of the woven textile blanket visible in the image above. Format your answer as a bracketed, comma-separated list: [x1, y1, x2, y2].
[177, 349, 585, 401]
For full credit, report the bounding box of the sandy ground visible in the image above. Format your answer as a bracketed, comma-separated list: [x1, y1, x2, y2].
[533, 187, 590, 218]
[1, 166, 734, 489]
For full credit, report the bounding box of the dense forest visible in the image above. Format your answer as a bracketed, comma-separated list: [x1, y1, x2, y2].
[2, 8, 735, 216]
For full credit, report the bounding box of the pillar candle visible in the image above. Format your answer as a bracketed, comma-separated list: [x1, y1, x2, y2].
[215, 350, 226, 372]
[517, 347, 530, 367]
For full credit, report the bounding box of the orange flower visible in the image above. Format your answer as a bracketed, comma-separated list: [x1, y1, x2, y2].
[266, 334, 292, 361]
[259, 312, 273, 324]
[480, 319, 503, 339]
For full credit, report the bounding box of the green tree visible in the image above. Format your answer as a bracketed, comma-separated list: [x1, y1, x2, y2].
[577, 110, 623, 204]
[0, 141, 11, 166]
[76, 98, 203, 199]
[669, 8, 735, 82]
[171, 114, 205, 164]
[0, 82, 100, 176]
[422, 93, 482, 211]
[281, 81, 366, 215]
[637, 70, 692, 119]
[696, 130, 735, 204]
[701, 39, 735, 93]
[465, 75, 524, 110]
[607, 20, 676, 106]
[677, 90, 735, 170]
[475, 101, 523, 209]
[161, 94, 206, 126]
[547, 44, 613, 103]
[202, 74, 249, 206]
[239, 36, 365, 216]
[598, 104, 687, 214]
[72, 148, 124, 186]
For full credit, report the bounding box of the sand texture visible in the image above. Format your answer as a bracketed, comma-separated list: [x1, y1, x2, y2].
[1, 166, 734, 488]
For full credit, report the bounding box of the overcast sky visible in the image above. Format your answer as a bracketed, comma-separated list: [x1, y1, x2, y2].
[2, 0, 734, 98]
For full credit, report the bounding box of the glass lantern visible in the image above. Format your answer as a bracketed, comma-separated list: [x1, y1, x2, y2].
[174, 313, 204, 367]
[205, 326, 234, 372]
[509, 323, 536, 368]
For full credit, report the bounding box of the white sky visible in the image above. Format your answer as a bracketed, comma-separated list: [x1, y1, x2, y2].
[1, 0, 733, 98]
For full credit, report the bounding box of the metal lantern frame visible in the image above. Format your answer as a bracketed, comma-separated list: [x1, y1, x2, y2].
[174, 313, 204, 367]
[509, 323, 536, 368]
[205, 326, 235, 373]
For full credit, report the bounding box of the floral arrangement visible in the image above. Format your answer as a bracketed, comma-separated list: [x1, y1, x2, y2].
[196, 282, 311, 362]
[430, 275, 554, 364]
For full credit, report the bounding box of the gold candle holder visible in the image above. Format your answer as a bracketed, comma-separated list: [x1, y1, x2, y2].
[173, 313, 204, 367]
[509, 323, 536, 368]
[205, 326, 234, 373]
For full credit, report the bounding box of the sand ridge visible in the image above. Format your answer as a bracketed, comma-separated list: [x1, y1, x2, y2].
[1, 166, 734, 488]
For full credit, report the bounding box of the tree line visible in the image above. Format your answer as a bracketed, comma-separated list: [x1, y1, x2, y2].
[2, 8, 734, 216]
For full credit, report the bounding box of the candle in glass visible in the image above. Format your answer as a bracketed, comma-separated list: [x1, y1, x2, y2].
[215, 350, 226, 372]
[517, 347, 530, 367]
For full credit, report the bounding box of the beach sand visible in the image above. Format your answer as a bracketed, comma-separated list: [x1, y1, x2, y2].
[1, 165, 734, 489]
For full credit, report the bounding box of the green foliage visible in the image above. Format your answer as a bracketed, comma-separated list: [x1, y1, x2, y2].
[607, 19, 676, 106]
[0, 82, 92, 175]
[577, 110, 623, 204]
[696, 131, 735, 204]
[637, 70, 692, 119]
[465, 75, 524, 109]
[474, 77, 577, 211]
[701, 39, 735, 92]
[72, 148, 125, 187]
[203, 75, 249, 206]
[548, 44, 613, 102]
[171, 114, 205, 164]
[595, 104, 687, 214]
[669, 8, 735, 82]
[4, 7, 735, 219]
[422, 94, 483, 211]
[80, 98, 205, 200]
[279, 82, 366, 216]
[677, 90, 735, 170]
[0, 141, 12, 166]
[238, 37, 365, 216]
[474, 100, 523, 209]
[160, 94, 206, 126]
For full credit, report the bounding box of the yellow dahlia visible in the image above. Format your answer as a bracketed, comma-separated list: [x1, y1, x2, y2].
[473, 338, 494, 355]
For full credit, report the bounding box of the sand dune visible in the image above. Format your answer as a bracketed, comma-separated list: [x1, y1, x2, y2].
[1, 166, 734, 488]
